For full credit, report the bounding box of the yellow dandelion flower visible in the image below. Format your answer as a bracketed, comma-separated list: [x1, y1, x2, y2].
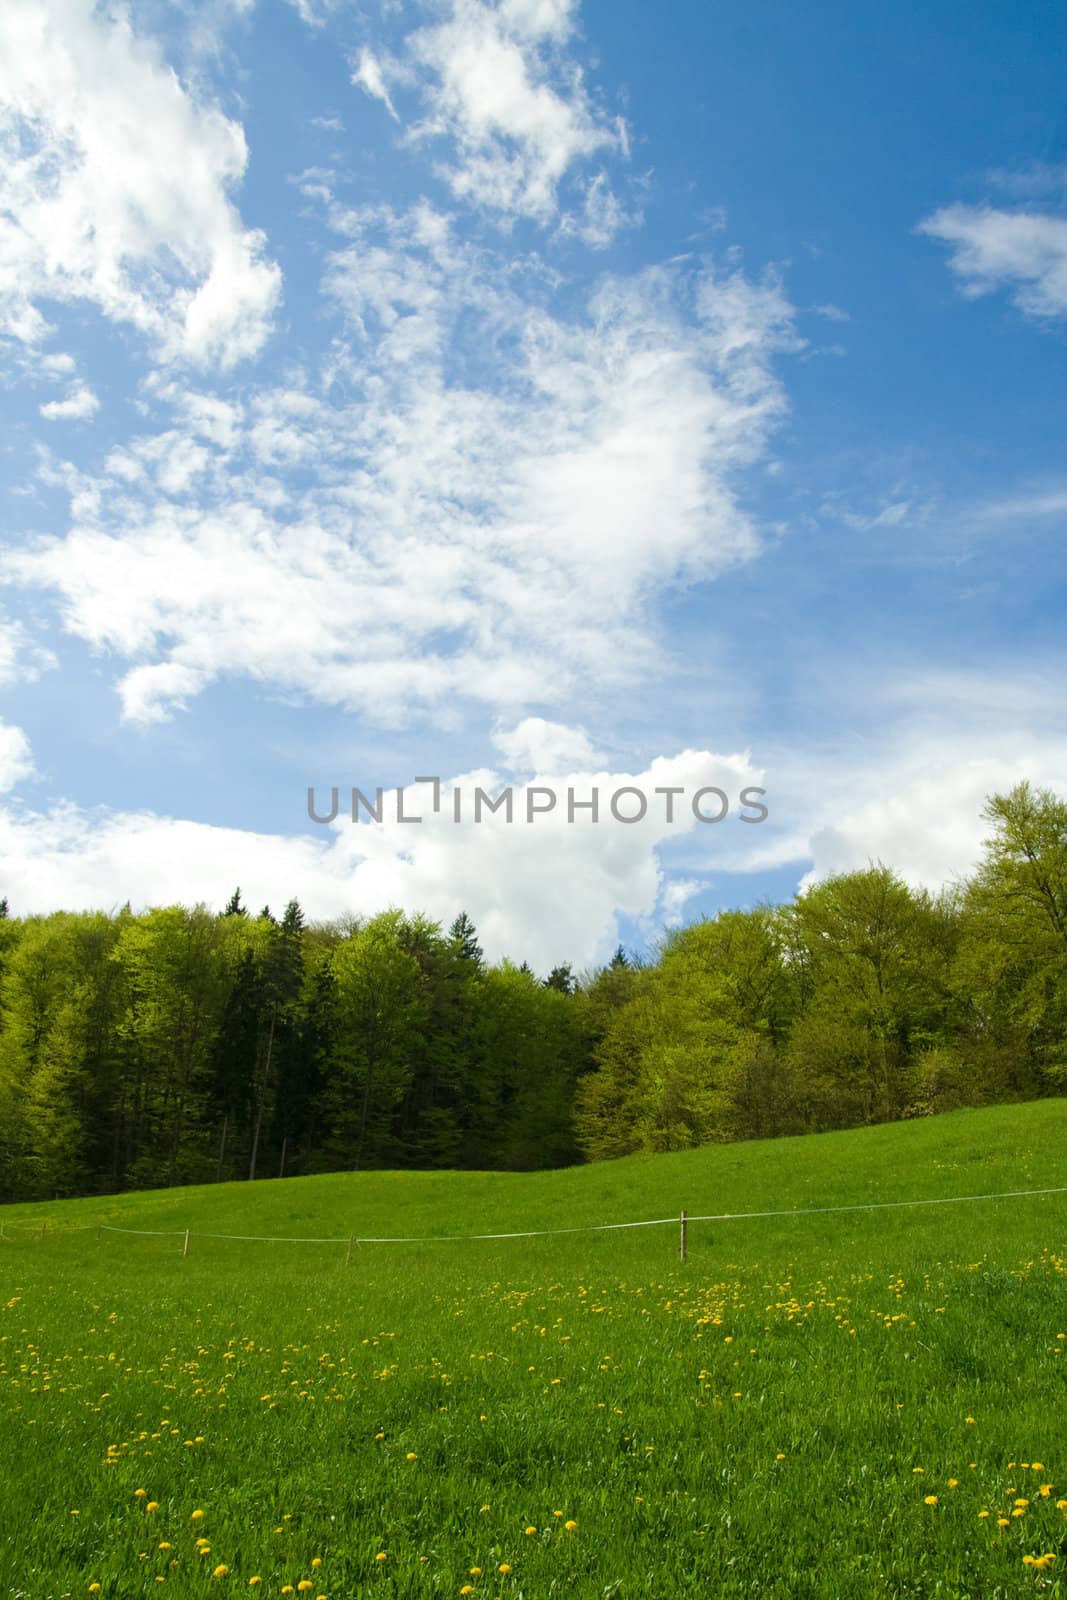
[978, 1510, 990, 1519]
[298, 1583, 314, 1593]
[406, 1452, 417, 1461]
[947, 1480, 958, 1489]
[552, 1510, 564, 1519]
[375, 1553, 387, 1563]
[134, 1489, 147, 1499]
[146, 1501, 159, 1512]
[469, 1569, 482, 1577]
[311, 1560, 322, 1570]
[997, 1517, 1010, 1527]
[1039, 1485, 1053, 1497]
[192, 1509, 205, 1521]
[460, 1589, 474, 1597]
[1057, 1498, 1067, 1509]
[159, 1543, 172, 1551]
[564, 1520, 578, 1532]
[965, 1416, 976, 1424]
[88, 1587, 101, 1595]
[281, 1588, 294, 1596]
[498, 1564, 512, 1575]
[924, 1496, 939, 1507]
[212, 1567, 230, 1579]
[524, 1526, 537, 1536]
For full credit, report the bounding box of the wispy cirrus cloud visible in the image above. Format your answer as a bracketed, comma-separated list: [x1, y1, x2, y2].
[0, 610, 56, 687]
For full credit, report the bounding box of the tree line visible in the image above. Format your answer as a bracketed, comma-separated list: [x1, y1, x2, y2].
[0, 781, 1064, 1200]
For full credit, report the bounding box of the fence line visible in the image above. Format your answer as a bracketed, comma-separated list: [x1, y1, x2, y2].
[1, 1181, 1064, 1250]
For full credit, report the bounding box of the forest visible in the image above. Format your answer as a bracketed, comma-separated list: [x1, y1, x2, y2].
[0, 781, 1064, 1202]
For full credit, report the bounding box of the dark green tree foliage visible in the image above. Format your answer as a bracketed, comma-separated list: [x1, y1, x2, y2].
[449, 910, 483, 965]
[1, 784, 1066, 1200]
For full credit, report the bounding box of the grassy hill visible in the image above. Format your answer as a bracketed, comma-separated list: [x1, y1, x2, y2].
[2, 1101, 1066, 1598]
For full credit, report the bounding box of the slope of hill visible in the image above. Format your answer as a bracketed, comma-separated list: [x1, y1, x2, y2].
[2, 1100, 1066, 1598]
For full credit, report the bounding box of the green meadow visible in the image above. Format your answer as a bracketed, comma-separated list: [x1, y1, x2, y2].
[2, 1101, 1066, 1600]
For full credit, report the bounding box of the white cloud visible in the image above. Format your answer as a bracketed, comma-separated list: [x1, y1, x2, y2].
[0, 0, 281, 366]
[4, 212, 796, 724]
[39, 381, 100, 421]
[0, 611, 56, 686]
[352, 47, 399, 121]
[118, 662, 209, 725]
[355, 0, 629, 232]
[920, 204, 1067, 320]
[976, 486, 1067, 522]
[0, 722, 33, 792]
[811, 302, 850, 322]
[0, 746, 764, 969]
[698, 667, 1067, 896]
[493, 716, 604, 772]
[659, 877, 704, 926]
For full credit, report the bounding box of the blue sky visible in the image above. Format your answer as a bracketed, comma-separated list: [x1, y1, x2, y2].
[0, 0, 1065, 971]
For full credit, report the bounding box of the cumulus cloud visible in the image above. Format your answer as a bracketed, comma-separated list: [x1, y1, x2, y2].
[0, 0, 281, 366]
[0, 745, 765, 969]
[920, 204, 1067, 320]
[0, 722, 33, 792]
[493, 716, 604, 772]
[4, 205, 797, 724]
[39, 381, 100, 421]
[720, 668, 1067, 894]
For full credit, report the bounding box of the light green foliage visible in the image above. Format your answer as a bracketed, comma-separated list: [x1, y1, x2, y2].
[957, 783, 1067, 1091]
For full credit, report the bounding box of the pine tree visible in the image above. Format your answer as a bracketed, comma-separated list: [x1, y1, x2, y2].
[223, 888, 247, 918]
[449, 911, 483, 965]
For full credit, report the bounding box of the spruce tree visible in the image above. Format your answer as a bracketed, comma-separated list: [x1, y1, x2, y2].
[449, 910, 483, 965]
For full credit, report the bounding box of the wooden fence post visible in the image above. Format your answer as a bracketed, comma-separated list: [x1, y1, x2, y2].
[182, 1229, 190, 1258]
[679, 1209, 688, 1263]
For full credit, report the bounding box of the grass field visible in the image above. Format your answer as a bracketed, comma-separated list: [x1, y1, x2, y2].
[2, 1102, 1067, 1600]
